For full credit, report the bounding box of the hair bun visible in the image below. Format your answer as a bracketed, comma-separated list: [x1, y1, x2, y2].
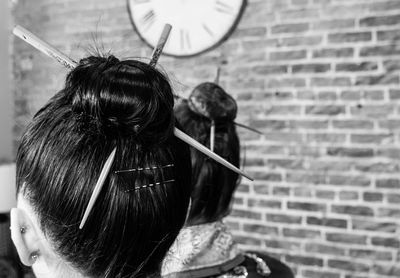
[188, 82, 237, 122]
[67, 55, 174, 145]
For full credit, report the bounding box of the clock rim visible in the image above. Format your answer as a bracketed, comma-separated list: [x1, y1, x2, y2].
[127, 0, 247, 58]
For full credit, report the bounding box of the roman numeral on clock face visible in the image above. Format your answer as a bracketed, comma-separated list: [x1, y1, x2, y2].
[140, 9, 156, 30]
[215, 0, 234, 15]
[180, 28, 191, 51]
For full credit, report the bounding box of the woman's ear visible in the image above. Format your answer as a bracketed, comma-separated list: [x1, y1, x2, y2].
[10, 207, 41, 266]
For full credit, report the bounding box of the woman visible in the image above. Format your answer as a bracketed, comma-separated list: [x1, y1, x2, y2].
[10, 55, 192, 278]
[162, 82, 294, 278]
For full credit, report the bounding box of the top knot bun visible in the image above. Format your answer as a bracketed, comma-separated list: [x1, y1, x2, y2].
[66, 55, 174, 145]
[188, 82, 237, 122]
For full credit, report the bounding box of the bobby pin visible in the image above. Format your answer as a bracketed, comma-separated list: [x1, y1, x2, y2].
[125, 179, 175, 192]
[115, 164, 174, 174]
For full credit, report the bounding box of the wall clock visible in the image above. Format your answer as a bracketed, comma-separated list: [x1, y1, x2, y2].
[128, 0, 247, 57]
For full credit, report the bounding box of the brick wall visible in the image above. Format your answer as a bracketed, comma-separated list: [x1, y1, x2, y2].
[12, 0, 400, 277]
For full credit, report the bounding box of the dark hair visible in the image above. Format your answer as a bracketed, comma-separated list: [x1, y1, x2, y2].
[174, 82, 240, 225]
[16, 55, 192, 278]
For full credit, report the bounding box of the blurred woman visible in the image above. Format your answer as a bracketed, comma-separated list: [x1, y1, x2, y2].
[163, 82, 294, 278]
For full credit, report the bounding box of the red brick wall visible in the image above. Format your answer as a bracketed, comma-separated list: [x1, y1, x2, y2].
[13, 0, 400, 277]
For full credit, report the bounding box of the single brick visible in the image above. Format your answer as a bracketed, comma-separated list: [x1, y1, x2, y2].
[350, 105, 395, 117]
[233, 27, 267, 37]
[248, 199, 282, 209]
[336, 62, 378, 72]
[307, 216, 347, 228]
[265, 239, 301, 251]
[370, 0, 400, 11]
[271, 23, 309, 34]
[378, 208, 400, 217]
[371, 236, 400, 248]
[327, 147, 373, 157]
[311, 77, 351, 87]
[266, 213, 302, 224]
[373, 264, 400, 277]
[305, 105, 345, 115]
[270, 50, 307, 61]
[340, 90, 360, 100]
[236, 184, 250, 193]
[352, 219, 397, 233]
[355, 75, 399, 85]
[326, 232, 367, 244]
[312, 19, 355, 30]
[280, 9, 319, 19]
[283, 228, 321, 239]
[305, 243, 346, 256]
[292, 63, 330, 73]
[388, 194, 400, 203]
[243, 224, 279, 235]
[355, 162, 399, 173]
[363, 192, 383, 202]
[389, 89, 400, 99]
[365, 90, 384, 100]
[285, 254, 323, 266]
[253, 65, 288, 75]
[307, 133, 346, 143]
[315, 190, 335, 199]
[234, 236, 262, 246]
[317, 91, 337, 100]
[250, 119, 288, 130]
[338, 191, 359, 200]
[351, 134, 393, 144]
[266, 77, 306, 88]
[292, 120, 329, 129]
[332, 120, 373, 129]
[377, 29, 400, 41]
[328, 175, 370, 187]
[267, 158, 303, 169]
[270, 185, 289, 196]
[376, 178, 400, 189]
[251, 171, 282, 181]
[360, 45, 400, 56]
[349, 249, 392, 261]
[230, 209, 262, 220]
[233, 197, 244, 205]
[328, 32, 372, 43]
[313, 47, 354, 58]
[287, 201, 326, 212]
[360, 14, 400, 26]
[287, 172, 326, 184]
[254, 184, 270, 195]
[302, 270, 340, 278]
[281, 36, 322, 47]
[331, 205, 374, 216]
[293, 187, 313, 197]
[328, 260, 369, 272]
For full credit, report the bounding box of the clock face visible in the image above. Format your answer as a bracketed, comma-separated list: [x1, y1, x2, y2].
[128, 0, 246, 57]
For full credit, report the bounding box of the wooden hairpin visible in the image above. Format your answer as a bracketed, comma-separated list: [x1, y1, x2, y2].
[13, 24, 254, 229]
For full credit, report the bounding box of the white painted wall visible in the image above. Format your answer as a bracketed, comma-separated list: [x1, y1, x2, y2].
[0, 0, 13, 163]
[0, 1, 16, 212]
[0, 164, 16, 212]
